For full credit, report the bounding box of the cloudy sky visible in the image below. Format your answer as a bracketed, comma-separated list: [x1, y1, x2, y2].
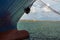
[21, 0, 60, 21]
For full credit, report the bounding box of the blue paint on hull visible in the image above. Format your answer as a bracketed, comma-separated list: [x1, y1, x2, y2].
[0, 0, 36, 32]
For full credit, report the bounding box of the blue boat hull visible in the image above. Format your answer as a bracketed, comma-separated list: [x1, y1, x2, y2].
[0, 0, 36, 32]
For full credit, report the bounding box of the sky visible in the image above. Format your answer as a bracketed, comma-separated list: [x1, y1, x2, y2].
[20, 0, 60, 21]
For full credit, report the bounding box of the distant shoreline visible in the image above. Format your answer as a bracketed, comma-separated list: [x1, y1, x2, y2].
[19, 19, 60, 22]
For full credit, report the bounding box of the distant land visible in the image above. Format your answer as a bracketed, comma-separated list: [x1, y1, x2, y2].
[19, 20, 60, 22]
